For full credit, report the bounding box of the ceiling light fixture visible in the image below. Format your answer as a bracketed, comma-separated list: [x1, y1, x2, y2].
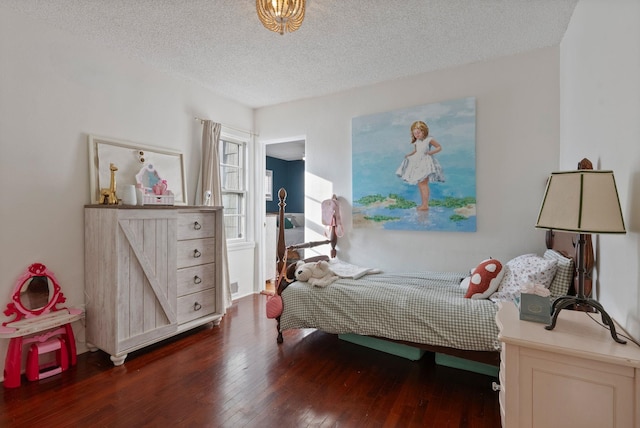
[256, 0, 305, 35]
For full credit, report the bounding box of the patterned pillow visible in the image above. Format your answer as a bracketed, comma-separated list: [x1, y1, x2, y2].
[490, 254, 557, 303]
[544, 249, 574, 297]
[463, 258, 505, 299]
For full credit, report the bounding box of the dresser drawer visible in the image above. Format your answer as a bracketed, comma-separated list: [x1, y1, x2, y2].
[177, 289, 216, 324]
[177, 212, 216, 240]
[177, 264, 216, 297]
[177, 238, 216, 268]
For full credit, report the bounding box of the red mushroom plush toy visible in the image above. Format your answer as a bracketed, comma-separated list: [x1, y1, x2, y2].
[462, 258, 505, 299]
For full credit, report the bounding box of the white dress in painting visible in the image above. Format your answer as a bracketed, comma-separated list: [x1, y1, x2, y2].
[396, 137, 445, 185]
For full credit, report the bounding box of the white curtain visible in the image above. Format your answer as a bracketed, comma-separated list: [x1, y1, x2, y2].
[200, 120, 232, 309]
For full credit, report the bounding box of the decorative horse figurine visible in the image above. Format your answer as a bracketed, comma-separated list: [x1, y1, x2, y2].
[100, 163, 119, 205]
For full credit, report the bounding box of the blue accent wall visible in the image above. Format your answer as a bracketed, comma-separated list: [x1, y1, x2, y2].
[266, 157, 304, 213]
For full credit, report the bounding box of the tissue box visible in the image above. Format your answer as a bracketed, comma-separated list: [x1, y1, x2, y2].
[518, 293, 552, 324]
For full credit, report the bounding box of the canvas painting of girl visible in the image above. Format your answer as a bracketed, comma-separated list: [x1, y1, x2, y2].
[395, 120, 446, 210]
[352, 97, 476, 232]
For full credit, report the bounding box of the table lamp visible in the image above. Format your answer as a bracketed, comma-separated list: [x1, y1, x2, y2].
[535, 170, 627, 343]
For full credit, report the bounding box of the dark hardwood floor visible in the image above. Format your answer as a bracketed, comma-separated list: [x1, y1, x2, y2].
[1, 294, 500, 427]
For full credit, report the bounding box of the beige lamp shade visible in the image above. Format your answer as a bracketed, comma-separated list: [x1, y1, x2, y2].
[535, 170, 626, 234]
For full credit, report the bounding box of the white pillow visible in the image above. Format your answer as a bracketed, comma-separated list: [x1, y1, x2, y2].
[490, 254, 557, 303]
[288, 216, 301, 228]
[460, 276, 471, 291]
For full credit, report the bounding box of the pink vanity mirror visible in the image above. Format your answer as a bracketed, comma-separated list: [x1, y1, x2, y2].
[1, 263, 83, 388]
[3, 263, 70, 322]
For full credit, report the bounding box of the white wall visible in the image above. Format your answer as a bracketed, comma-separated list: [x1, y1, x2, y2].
[560, 0, 640, 339]
[0, 7, 254, 374]
[8, 0, 637, 380]
[256, 47, 561, 272]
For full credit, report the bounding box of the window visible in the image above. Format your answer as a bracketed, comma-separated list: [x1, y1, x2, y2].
[219, 137, 247, 241]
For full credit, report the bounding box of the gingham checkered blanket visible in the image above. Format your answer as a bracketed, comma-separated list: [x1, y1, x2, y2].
[280, 271, 501, 352]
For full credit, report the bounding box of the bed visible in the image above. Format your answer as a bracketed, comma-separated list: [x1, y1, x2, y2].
[272, 188, 581, 366]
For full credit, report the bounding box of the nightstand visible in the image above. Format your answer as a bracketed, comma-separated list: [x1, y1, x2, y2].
[496, 301, 640, 428]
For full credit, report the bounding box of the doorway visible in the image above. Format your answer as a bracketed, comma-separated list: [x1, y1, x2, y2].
[263, 139, 306, 294]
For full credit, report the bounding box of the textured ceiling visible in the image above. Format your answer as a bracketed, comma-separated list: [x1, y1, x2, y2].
[265, 140, 305, 161]
[2, 0, 578, 109]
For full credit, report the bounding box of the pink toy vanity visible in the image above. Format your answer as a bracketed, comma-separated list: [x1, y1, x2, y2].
[0, 263, 83, 388]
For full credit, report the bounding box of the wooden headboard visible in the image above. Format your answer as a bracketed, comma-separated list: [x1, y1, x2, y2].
[545, 230, 593, 297]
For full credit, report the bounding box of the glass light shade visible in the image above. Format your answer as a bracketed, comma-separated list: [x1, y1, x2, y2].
[535, 170, 626, 234]
[257, 0, 306, 35]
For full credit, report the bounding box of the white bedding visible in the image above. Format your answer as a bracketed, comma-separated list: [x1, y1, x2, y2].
[283, 227, 305, 246]
[328, 259, 382, 279]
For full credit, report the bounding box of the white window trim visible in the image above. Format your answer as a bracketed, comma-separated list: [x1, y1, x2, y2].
[220, 133, 249, 243]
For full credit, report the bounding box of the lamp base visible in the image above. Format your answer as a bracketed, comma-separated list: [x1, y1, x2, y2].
[545, 296, 627, 344]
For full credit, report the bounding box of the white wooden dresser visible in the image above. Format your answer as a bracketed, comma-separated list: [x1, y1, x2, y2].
[84, 205, 224, 365]
[496, 301, 640, 428]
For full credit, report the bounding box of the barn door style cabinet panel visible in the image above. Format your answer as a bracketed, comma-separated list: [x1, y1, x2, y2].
[84, 206, 223, 365]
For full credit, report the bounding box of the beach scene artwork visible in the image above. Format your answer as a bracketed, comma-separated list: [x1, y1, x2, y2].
[352, 97, 476, 232]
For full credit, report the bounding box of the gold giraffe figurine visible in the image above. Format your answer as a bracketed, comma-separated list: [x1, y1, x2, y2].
[99, 163, 119, 205]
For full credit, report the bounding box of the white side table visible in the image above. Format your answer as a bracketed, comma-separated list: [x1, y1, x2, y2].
[496, 301, 640, 428]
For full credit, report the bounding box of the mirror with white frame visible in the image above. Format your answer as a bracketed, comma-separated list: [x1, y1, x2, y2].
[88, 134, 188, 205]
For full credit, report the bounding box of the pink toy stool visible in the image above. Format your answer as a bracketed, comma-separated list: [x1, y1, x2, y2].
[26, 337, 68, 382]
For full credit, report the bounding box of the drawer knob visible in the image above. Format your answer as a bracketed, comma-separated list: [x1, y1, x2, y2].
[491, 382, 501, 391]
[193, 249, 201, 258]
[193, 221, 201, 230]
[194, 275, 202, 284]
[193, 302, 202, 311]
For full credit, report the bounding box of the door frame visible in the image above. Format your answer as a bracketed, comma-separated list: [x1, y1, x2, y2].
[255, 135, 306, 293]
